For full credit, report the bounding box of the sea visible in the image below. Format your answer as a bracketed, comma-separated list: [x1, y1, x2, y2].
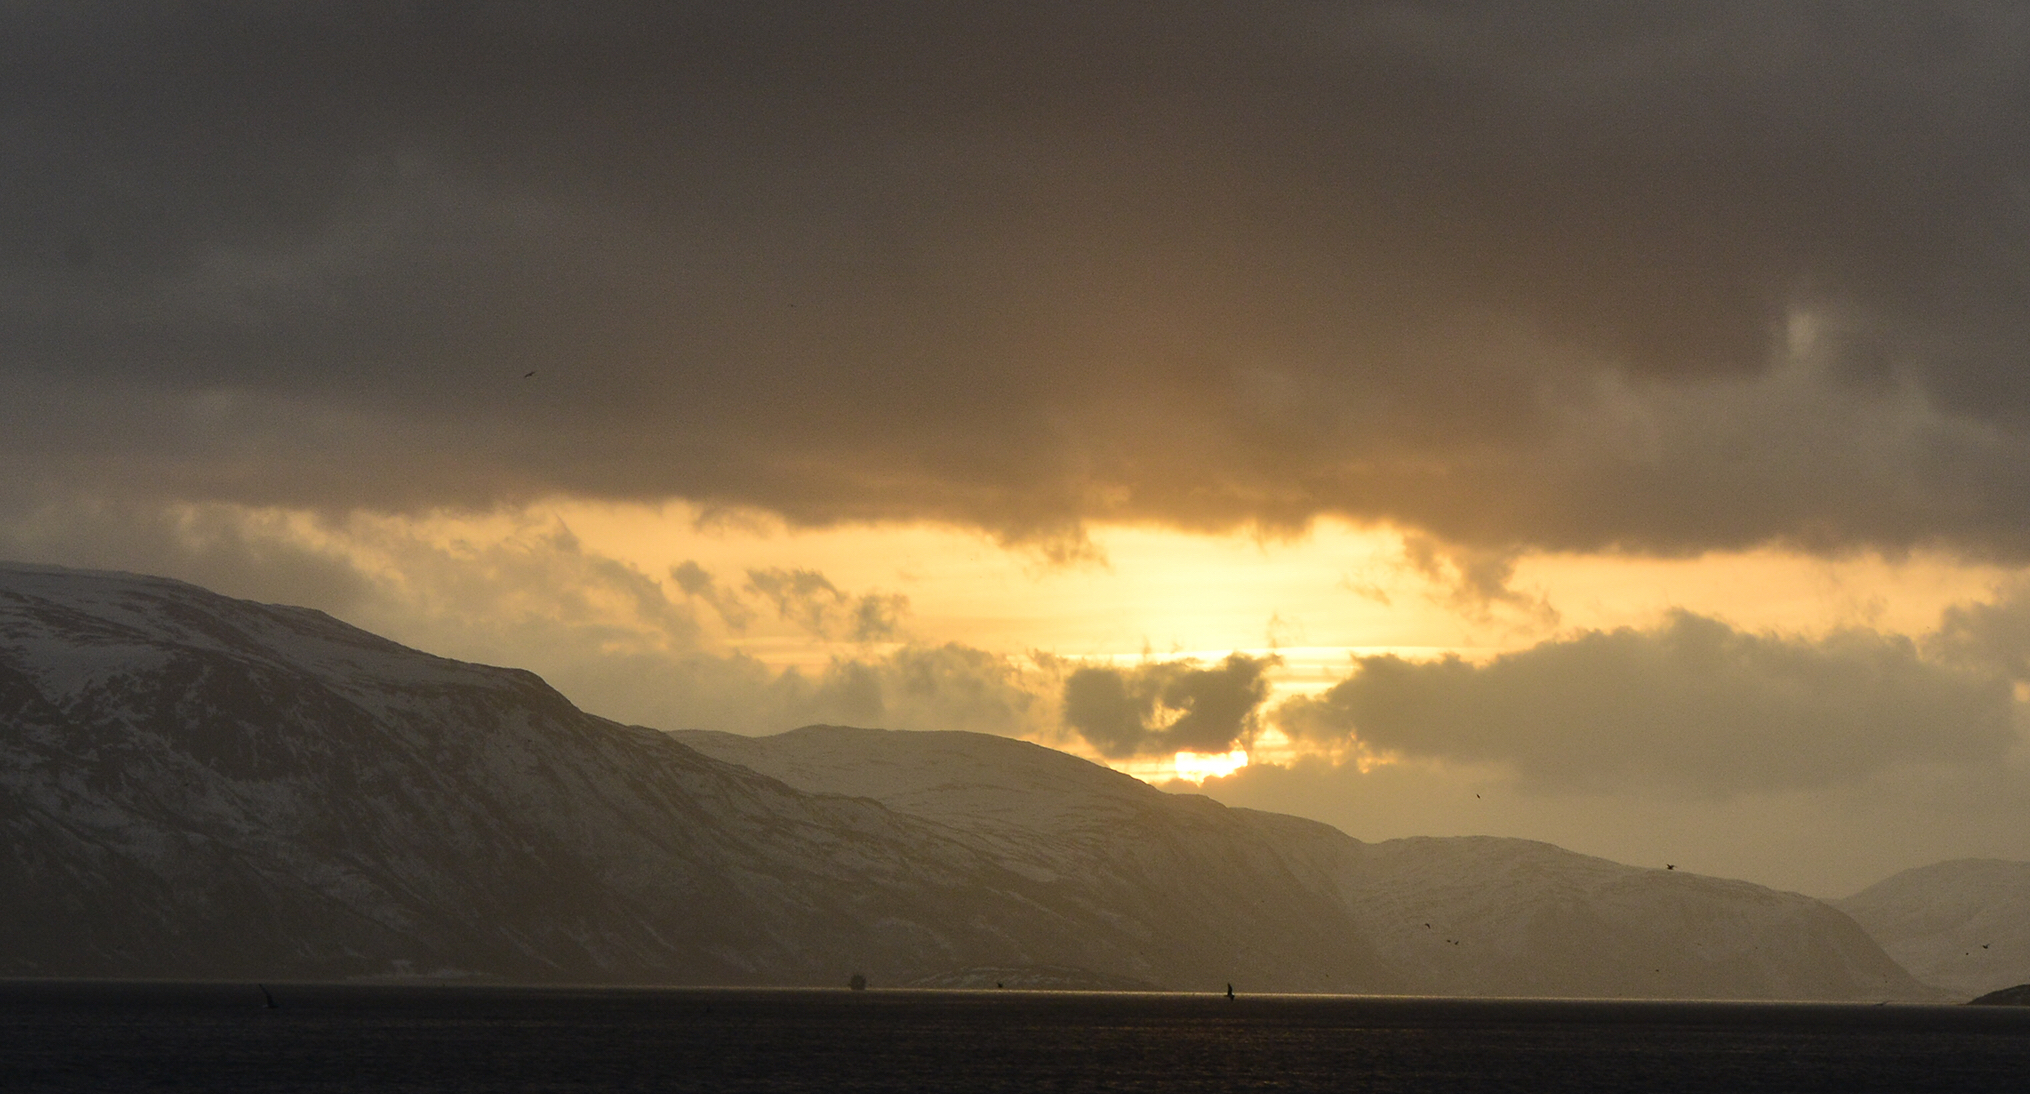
[5, 981, 2029, 1093]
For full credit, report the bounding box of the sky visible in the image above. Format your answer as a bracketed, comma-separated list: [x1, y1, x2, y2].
[8, 1, 2030, 897]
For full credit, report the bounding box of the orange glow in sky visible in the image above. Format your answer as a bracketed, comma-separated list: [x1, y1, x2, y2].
[1172, 749, 1250, 784]
[532, 501, 2010, 671]
[267, 500, 2020, 796]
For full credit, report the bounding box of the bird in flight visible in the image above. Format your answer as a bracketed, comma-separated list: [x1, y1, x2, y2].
[523, 370, 536, 379]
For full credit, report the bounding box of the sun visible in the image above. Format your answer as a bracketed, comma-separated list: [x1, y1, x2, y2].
[1172, 749, 1249, 784]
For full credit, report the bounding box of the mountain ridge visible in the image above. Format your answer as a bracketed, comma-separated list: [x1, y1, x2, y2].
[0, 562, 1938, 998]
[677, 725, 1935, 1000]
[1836, 858, 2030, 997]
[0, 562, 1387, 990]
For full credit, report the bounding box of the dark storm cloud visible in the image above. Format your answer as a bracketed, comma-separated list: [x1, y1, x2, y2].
[1063, 653, 1272, 758]
[1278, 611, 2013, 794]
[11, 2, 2030, 554]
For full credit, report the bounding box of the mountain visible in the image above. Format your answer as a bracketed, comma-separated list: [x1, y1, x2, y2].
[1249, 815, 1931, 1001]
[1970, 983, 2030, 1005]
[676, 726, 1399, 994]
[0, 562, 1932, 998]
[679, 725, 1933, 1000]
[1836, 859, 2030, 998]
[0, 562, 1387, 990]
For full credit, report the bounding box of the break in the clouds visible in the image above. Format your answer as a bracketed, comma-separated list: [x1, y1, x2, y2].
[1277, 611, 2015, 795]
[10, 2, 2030, 557]
[1063, 653, 1274, 759]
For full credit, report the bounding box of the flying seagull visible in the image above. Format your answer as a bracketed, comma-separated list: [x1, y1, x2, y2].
[523, 370, 536, 379]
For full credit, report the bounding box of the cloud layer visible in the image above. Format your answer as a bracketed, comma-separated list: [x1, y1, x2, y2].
[6, 491, 2028, 894]
[8, 3, 2030, 555]
[1278, 611, 2014, 794]
[1062, 653, 1273, 758]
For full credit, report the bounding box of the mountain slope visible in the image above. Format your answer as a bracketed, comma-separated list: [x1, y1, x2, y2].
[1243, 810, 1930, 1001]
[680, 725, 1933, 1000]
[0, 564, 1059, 984]
[0, 563, 1391, 990]
[677, 725, 1399, 993]
[1836, 859, 2030, 997]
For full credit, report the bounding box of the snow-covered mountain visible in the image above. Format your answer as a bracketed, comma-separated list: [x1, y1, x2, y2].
[1251, 814, 1932, 1001]
[680, 726, 1933, 1000]
[680, 725, 1399, 993]
[0, 562, 1387, 990]
[1836, 859, 2030, 998]
[0, 562, 1936, 998]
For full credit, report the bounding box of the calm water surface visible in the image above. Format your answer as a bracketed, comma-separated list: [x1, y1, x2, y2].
[4, 981, 2028, 1092]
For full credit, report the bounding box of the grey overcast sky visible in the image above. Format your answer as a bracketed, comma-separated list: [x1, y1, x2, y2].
[11, 1, 2030, 552]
